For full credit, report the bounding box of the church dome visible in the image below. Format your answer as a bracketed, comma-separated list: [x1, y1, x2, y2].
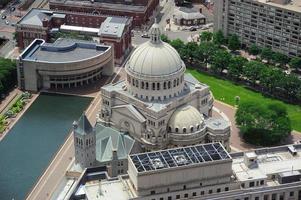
[168, 105, 204, 134]
[126, 23, 184, 77]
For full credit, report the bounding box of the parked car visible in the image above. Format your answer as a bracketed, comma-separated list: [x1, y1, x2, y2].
[141, 33, 150, 38]
[5, 20, 9, 25]
[10, 7, 15, 12]
[189, 27, 197, 31]
[1, 15, 6, 20]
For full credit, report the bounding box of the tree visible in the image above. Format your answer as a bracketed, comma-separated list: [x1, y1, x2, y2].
[210, 49, 231, 74]
[195, 42, 218, 64]
[235, 101, 291, 146]
[260, 47, 274, 63]
[0, 58, 17, 96]
[227, 34, 240, 51]
[199, 31, 213, 42]
[242, 61, 265, 86]
[248, 44, 261, 55]
[160, 34, 170, 43]
[272, 52, 289, 67]
[212, 30, 225, 46]
[228, 56, 247, 81]
[289, 57, 301, 71]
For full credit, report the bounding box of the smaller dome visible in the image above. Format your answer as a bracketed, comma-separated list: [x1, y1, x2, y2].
[168, 105, 204, 133]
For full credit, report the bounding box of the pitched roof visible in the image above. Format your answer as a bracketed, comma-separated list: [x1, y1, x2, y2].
[74, 113, 93, 135]
[95, 123, 135, 163]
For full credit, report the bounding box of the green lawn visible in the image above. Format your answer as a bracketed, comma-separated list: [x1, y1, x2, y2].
[187, 69, 301, 132]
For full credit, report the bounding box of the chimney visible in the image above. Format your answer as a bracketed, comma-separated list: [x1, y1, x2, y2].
[42, 18, 49, 27]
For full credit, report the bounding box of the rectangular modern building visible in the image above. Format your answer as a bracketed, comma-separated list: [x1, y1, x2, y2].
[214, 0, 301, 57]
[66, 143, 301, 200]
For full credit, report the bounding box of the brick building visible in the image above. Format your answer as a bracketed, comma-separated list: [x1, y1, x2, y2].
[16, 9, 132, 64]
[49, 0, 159, 27]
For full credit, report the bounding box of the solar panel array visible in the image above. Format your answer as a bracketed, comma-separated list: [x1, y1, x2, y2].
[130, 143, 231, 173]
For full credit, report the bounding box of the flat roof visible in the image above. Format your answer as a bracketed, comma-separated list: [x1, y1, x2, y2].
[99, 17, 129, 38]
[232, 146, 301, 182]
[50, 0, 148, 12]
[130, 143, 231, 173]
[60, 25, 99, 34]
[20, 38, 110, 63]
[256, 0, 301, 13]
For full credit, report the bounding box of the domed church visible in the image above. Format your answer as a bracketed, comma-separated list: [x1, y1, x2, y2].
[99, 23, 230, 151]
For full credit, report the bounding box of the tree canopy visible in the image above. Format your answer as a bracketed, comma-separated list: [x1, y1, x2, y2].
[236, 101, 291, 146]
[0, 58, 17, 96]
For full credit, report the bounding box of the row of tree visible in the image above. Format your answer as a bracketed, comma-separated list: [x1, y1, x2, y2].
[236, 101, 291, 146]
[0, 58, 17, 97]
[161, 32, 301, 104]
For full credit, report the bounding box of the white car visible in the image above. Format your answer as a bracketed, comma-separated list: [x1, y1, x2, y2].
[5, 20, 9, 25]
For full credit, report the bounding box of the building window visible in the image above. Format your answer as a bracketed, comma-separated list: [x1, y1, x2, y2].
[217, 188, 221, 193]
[160, 198, 164, 200]
[184, 194, 188, 198]
[225, 187, 229, 191]
[255, 197, 259, 200]
[192, 192, 196, 196]
[168, 197, 172, 200]
[249, 182, 255, 187]
[176, 195, 180, 199]
[152, 83, 155, 90]
[168, 81, 171, 89]
[146, 82, 149, 90]
[190, 127, 194, 132]
[150, 190, 156, 195]
[164, 82, 167, 89]
[141, 81, 144, 89]
[157, 82, 160, 90]
[183, 128, 186, 133]
[260, 180, 264, 185]
[175, 128, 179, 133]
[209, 190, 212, 194]
[183, 185, 186, 190]
[290, 191, 294, 197]
[201, 191, 204, 195]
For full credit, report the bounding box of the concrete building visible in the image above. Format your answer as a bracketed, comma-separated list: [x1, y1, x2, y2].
[98, 23, 230, 151]
[73, 114, 137, 177]
[49, 0, 159, 27]
[16, 9, 132, 63]
[69, 143, 301, 200]
[174, 7, 206, 26]
[17, 38, 114, 92]
[214, 0, 301, 57]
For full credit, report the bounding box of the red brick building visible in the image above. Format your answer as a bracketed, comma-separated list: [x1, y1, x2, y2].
[49, 0, 159, 27]
[16, 9, 132, 64]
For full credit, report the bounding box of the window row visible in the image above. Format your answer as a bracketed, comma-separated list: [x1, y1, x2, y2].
[128, 75, 184, 90]
[168, 124, 203, 133]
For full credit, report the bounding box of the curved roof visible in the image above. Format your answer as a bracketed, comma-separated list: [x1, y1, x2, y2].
[168, 105, 204, 131]
[126, 23, 184, 77]
[127, 41, 183, 76]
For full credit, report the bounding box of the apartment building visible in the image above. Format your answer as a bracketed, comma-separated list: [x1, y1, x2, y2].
[214, 0, 301, 57]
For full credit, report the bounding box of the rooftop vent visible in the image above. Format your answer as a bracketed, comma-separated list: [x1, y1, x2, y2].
[288, 145, 297, 156]
[244, 152, 258, 169]
[173, 154, 188, 165]
[151, 158, 164, 169]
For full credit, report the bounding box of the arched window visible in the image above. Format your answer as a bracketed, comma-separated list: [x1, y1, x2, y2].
[157, 82, 160, 90]
[141, 81, 145, 89]
[168, 81, 171, 89]
[136, 80, 139, 88]
[86, 140, 88, 146]
[168, 126, 172, 132]
[132, 78, 135, 86]
[175, 128, 179, 133]
[190, 127, 194, 132]
[163, 82, 167, 89]
[152, 83, 155, 90]
[173, 80, 176, 87]
[197, 125, 200, 130]
[146, 82, 149, 90]
[177, 78, 179, 85]
[183, 128, 186, 133]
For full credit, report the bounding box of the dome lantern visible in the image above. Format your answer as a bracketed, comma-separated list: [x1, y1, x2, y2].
[150, 20, 161, 44]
